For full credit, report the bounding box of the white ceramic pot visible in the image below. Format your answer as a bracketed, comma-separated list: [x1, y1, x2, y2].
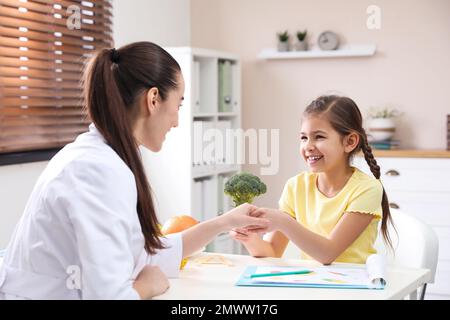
[277, 41, 289, 52]
[295, 41, 308, 51]
[367, 118, 396, 142]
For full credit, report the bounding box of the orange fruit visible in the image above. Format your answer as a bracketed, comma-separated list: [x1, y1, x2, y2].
[161, 215, 199, 235]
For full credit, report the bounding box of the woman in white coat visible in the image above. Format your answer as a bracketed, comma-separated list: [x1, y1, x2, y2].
[0, 42, 268, 300]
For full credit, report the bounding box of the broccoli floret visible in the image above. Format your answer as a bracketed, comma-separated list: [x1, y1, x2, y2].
[224, 172, 267, 207]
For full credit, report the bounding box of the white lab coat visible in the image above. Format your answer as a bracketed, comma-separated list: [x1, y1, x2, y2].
[0, 124, 182, 300]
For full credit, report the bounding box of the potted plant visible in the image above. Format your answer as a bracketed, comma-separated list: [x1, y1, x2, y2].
[295, 30, 308, 51]
[366, 107, 402, 142]
[277, 30, 290, 52]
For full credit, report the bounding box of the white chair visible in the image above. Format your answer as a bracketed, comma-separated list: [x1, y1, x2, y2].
[375, 209, 439, 300]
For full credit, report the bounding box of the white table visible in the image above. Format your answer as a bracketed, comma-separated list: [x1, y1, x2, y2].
[156, 253, 431, 300]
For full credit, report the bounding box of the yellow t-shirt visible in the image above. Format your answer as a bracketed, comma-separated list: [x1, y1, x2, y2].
[278, 167, 383, 264]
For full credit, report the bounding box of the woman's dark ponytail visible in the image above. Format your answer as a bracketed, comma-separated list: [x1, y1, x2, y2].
[83, 43, 181, 254]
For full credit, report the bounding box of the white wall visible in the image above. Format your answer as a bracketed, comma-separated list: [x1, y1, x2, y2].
[113, 0, 190, 48]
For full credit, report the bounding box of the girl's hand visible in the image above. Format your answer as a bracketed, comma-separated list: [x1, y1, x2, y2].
[220, 203, 270, 233]
[250, 207, 288, 232]
[229, 227, 261, 243]
[133, 265, 170, 300]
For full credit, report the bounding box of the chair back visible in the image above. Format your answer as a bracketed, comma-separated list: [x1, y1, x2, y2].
[375, 209, 439, 282]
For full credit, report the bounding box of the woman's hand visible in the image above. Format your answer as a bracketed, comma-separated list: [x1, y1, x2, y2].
[133, 265, 169, 300]
[181, 203, 270, 258]
[220, 203, 269, 233]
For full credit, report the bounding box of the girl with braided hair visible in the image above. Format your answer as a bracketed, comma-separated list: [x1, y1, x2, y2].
[231, 95, 394, 264]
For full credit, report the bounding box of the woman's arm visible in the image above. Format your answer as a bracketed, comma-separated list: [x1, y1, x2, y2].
[263, 209, 374, 264]
[181, 203, 269, 258]
[133, 265, 169, 299]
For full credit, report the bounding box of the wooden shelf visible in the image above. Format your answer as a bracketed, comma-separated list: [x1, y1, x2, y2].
[218, 112, 239, 117]
[258, 44, 376, 60]
[357, 149, 450, 158]
[193, 113, 217, 119]
[216, 166, 240, 175]
[193, 112, 239, 118]
[193, 166, 240, 179]
[193, 172, 215, 179]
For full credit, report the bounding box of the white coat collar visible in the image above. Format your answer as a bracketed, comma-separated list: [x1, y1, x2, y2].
[88, 123, 107, 143]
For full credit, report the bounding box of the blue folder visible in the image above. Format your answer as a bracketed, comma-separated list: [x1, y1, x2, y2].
[235, 266, 385, 290]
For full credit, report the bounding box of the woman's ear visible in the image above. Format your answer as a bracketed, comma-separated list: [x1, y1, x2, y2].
[145, 87, 159, 115]
[344, 132, 360, 153]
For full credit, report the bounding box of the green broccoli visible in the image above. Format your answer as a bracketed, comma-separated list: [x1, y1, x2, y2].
[224, 172, 267, 207]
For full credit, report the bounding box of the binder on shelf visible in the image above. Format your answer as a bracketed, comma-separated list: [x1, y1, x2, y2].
[192, 180, 203, 221]
[215, 120, 232, 169]
[447, 114, 450, 151]
[222, 175, 234, 212]
[217, 174, 232, 215]
[219, 60, 233, 113]
[219, 120, 236, 168]
[202, 178, 216, 221]
[217, 175, 225, 215]
[193, 121, 217, 176]
[231, 62, 239, 110]
[369, 139, 400, 150]
[192, 121, 204, 176]
[193, 60, 201, 114]
[202, 121, 216, 173]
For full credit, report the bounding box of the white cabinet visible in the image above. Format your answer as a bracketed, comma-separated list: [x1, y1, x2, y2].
[141, 47, 243, 254]
[353, 156, 450, 299]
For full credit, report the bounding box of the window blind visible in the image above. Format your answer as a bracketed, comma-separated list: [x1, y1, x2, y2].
[0, 0, 113, 154]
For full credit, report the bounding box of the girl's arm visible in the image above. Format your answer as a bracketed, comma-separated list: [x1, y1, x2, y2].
[262, 208, 374, 264]
[181, 203, 269, 258]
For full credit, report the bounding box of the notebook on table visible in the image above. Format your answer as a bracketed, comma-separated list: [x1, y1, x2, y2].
[236, 254, 387, 290]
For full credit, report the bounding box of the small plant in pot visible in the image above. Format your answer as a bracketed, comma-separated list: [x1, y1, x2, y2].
[277, 30, 290, 52]
[295, 29, 308, 51]
[366, 107, 402, 142]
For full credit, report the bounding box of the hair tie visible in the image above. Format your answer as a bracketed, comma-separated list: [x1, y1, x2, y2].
[110, 48, 120, 64]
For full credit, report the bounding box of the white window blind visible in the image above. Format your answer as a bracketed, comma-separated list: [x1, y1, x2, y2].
[0, 0, 113, 154]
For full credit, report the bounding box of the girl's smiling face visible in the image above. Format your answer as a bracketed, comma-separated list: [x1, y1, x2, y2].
[300, 114, 352, 173]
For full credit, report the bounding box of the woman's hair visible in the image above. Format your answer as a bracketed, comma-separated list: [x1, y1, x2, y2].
[83, 42, 181, 254]
[304, 95, 395, 250]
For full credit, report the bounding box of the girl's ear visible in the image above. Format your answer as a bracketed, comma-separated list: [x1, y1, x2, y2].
[344, 132, 360, 153]
[145, 87, 159, 115]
